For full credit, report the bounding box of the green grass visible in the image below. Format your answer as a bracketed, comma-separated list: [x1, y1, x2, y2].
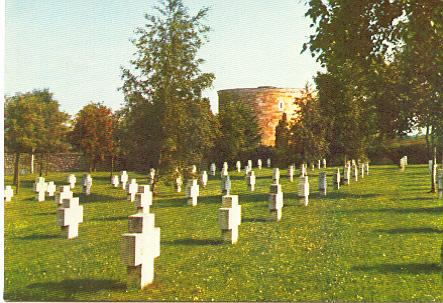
[4, 165, 443, 301]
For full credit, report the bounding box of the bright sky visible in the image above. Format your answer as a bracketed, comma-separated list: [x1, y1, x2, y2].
[5, 0, 321, 115]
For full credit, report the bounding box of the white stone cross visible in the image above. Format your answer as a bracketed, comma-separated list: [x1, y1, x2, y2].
[185, 179, 199, 206]
[236, 161, 242, 172]
[219, 195, 242, 244]
[68, 174, 76, 189]
[244, 165, 251, 176]
[317, 160, 321, 169]
[332, 169, 341, 190]
[135, 185, 153, 213]
[247, 160, 252, 170]
[322, 158, 327, 169]
[365, 162, 370, 175]
[301, 163, 306, 177]
[272, 168, 280, 184]
[257, 159, 262, 170]
[353, 165, 358, 182]
[360, 164, 365, 178]
[121, 213, 160, 289]
[201, 171, 208, 188]
[246, 171, 256, 191]
[127, 179, 139, 202]
[175, 175, 183, 193]
[121, 171, 129, 190]
[221, 165, 228, 178]
[318, 172, 327, 196]
[149, 168, 156, 186]
[210, 163, 216, 176]
[298, 176, 309, 206]
[269, 183, 283, 221]
[56, 196, 83, 239]
[266, 158, 271, 168]
[82, 174, 92, 195]
[34, 177, 48, 202]
[5, 186, 14, 202]
[46, 181, 56, 197]
[343, 165, 351, 185]
[112, 175, 120, 188]
[55, 185, 73, 205]
[288, 165, 294, 182]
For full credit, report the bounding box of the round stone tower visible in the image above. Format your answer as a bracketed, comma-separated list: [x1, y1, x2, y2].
[218, 86, 304, 146]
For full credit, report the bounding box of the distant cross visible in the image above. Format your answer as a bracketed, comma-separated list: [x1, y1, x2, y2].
[5, 186, 14, 202]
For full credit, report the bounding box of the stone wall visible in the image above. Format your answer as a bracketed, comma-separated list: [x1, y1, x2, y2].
[5, 153, 89, 174]
[218, 87, 303, 146]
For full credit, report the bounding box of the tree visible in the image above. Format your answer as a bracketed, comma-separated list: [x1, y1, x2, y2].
[5, 89, 69, 192]
[290, 86, 329, 164]
[70, 102, 114, 172]
[214, 100, 261, 165]
[120, 0, 217, 187]
[274, 113, 291, 167]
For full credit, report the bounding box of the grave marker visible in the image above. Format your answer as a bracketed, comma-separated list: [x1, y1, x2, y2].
[46, 181, 56, 197]
[201, 171, 208, 188]
[353, 165, 358, 182]
[121, 212, 160, 289]
[34, 177, 48, 202]
[149, 169, 156, 186]
[332, 169, 341, 190]
[82, 174, 92, 195]
[298, 176, 309, 206]
[318, 172, 327, 196]
[269, 182, 283, 221]
[288, 165, 294, 182]
[247, 171, 256, 191]
[121, 171, 129, 190]
[210, 163, 216, 176]
[266, 158, 271, 168]
[322, 158, 327, 169]
[68, 174, 76, 189]
[5, 186, 13, 202]
[175, 175, 183, 193]
[185, 179, 199, 206]
[236, 161, 241, 172]
[56, 196, 83, 239]
[135, 185, 153, 213]
[112, 175, 120, 188]
[301, 163, 306, 177]
[343, 165, 351, 185]
[221, 175, 232, 195]
[219, 195, 241, 244]
[272, 168, 280, 184]
[257, 159, 262, 169]
[55, 185, 73, 205]
[127, 179, 139, 202]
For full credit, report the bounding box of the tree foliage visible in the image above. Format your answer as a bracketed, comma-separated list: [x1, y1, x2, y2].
[120, 0, 217, 180]
[70, 102, 114, 172]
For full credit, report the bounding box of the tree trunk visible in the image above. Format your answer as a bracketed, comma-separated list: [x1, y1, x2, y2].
[13, 153, 20, 194]
[31, 153, 35, 174]
[39, 155, 44, 177]
[45, 154, 49, 176]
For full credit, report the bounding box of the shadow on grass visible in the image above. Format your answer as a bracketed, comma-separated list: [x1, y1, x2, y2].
[337, 206, 443, 215]
[34, 211, 56, 216]
[28, 278, 125, 295]
[94, 215, 128, 222]
[242, 217, 268, 223]
[327, 192, 382, 199]
[80, 193, 125, 203]
[398, 197, 437, 201]
[17, 234, 60, 240]
[352, 263, 440, 274]
[164, 238, 224, 246]
[374, 227, 443, 234]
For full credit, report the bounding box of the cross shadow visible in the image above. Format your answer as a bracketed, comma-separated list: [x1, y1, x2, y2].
[373, 227, 443, 234]
[398, 197, 437, 201]
[27, 278, 126, 296]
[93, 215, 128, 222]
[164, 238, 224, 246]
[352, 263, 440, 274]
[337, 206, 443, 215]
[242, 217, 268, 223]
[80, 193, 125, 203]
[327, 192, 382, 199]
[17, 234, 60, 240]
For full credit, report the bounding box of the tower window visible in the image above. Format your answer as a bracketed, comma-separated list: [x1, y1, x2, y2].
[278, 100, 284, 111]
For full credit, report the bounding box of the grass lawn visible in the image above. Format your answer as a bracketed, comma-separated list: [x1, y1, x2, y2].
[4, 165, 443, 301]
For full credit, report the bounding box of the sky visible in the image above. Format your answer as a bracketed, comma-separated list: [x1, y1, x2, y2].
[5, 0, 322, 115]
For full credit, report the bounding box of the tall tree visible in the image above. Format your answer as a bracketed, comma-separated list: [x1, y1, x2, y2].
[274, 113, 291, 167]
[70, 102, 114, 172]
[214, 100, 261, 165]
[120, 0, 217, 186]
[5, 89, 69, 191]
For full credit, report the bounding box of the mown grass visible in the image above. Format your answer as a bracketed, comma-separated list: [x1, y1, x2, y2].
[4, 165, 443, 301]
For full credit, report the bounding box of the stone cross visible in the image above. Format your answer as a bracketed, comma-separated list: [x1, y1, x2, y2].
[201, 171, 208, 188]
[365, 162, 370, 175]
[236, 161, 242, 172]
[218, 195, 242, 244]
[221, 165, 229, 178]
[272, 168, 280, 184]
[298, 176, 309, 206]
[221, 175, 231, 195]
[121, 212, 160, 289]
[269, 182, 283, 221]
[121, 171, 129, 190]
[34, 177, 48, 202]
[68, 174, 76, 189]
[186, 179, 199, 206]
[437, 170, 443, 199]
[266, 158, 271, 168]
[135, 185, 152, 213]
[210, 163, 216, 176]
[257, 159, 262, 170]
[191, 165, 197, 174]
[112, 175, 120, 188]
[5, 186, 14, 202]
[318, 172, 327, 196]
[46, 181, 56, 197]
[399, 157, 407, 171]
[322, 158, 327, 169]
[353, 165, 358, 182]
[244, 165, 251, 176]
[175, 175, 183, 192]
[288, 165, 294, 182]
[300, 163, 306, 177]
[332, 169, 341, 190]
[360, 164, 365, 178]
[56, 196, 83, 239]
[149, 169, 156, 186]
[343, 165, 351, 185]
[247, 160, 252, 169]
[55, 185, 73, 205]
[317, 160, 321, 169]
[127, 179, 139, 202]
[82, 174, 92, 195]
[311, 163, 315, 171]
[247, 171, 256, 191]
